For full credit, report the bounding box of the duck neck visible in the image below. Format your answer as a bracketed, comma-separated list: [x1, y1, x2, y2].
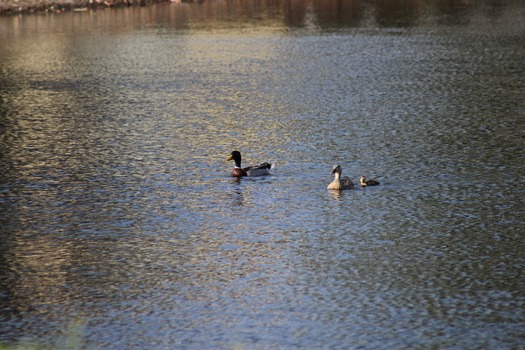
[234, 159, 242, 169]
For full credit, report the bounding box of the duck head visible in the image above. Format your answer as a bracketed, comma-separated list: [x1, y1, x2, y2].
[227, 151, 242, 168]
[331, 164, 342, 175]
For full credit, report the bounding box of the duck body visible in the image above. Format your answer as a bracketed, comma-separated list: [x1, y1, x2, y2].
[359, 176, 380, 186]
[327, 165, 355, 190]
[227, 151, 272, 177]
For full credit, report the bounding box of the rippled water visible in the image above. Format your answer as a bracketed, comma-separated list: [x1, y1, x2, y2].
[1, 1, 524, 348]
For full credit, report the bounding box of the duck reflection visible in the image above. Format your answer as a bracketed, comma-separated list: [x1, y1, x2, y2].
[229, 182, 244, 206]
[329, 189, 342, 200]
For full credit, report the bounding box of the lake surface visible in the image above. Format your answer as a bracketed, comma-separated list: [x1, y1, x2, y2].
[1, 0, 524, 348]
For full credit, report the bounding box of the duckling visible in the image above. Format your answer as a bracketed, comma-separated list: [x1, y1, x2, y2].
[359, 176, 380, 186]
[327, 165, 355, 190]
[226, 150, 272, 177]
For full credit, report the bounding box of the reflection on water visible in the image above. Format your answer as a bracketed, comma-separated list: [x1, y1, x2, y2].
[1, 0, 525, 348]
[1, 0, 524, 34]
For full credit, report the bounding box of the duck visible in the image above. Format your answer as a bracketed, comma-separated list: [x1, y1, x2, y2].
[359, 176, 380, 186]
[327, 165, 355, 190]
[226, 150, 272, 177]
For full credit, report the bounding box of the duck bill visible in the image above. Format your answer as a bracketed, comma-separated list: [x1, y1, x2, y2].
[226, 155, 233, 161]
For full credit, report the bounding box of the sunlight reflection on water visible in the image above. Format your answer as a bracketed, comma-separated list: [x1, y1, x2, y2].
[1, 1, 524, 348]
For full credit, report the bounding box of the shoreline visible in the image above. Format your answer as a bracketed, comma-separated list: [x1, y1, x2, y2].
[0, 0, 179, 16]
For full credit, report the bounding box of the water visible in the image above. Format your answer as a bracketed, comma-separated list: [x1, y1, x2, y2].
[1, 1, 524, 348]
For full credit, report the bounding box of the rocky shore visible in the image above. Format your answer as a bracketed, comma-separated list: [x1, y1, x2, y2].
[0, 0, 175, 15]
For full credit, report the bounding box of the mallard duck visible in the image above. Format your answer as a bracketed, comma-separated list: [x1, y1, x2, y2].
[327, 165, 355, 190]
[226, 150, 272, 177]
[359, 176, 380, 186]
